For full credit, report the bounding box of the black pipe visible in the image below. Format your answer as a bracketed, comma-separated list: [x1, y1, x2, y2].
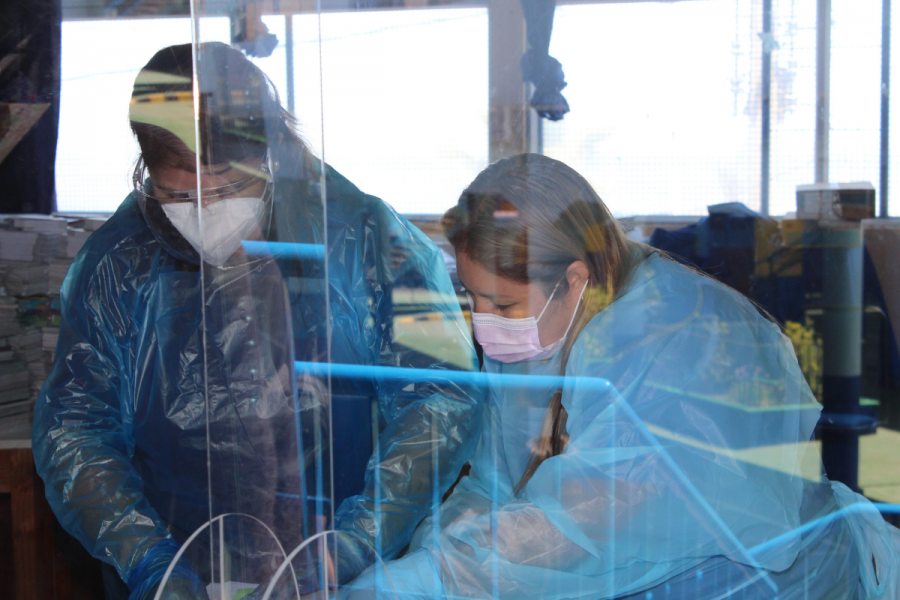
[881, 0, 891, 217]
[761, 0, 772, 215]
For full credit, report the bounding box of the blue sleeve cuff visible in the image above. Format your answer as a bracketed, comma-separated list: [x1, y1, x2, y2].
[345, 549, 444, 600]
[127, 538, 203, 600]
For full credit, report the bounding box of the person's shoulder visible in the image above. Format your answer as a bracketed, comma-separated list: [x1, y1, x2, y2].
[323, 163, 397, 221]
[279, 150, 399, 221]
[577, 253, 777, 354]
[631, 253, 765, 323]
[66, 194, 157, 289]
[323, 162, 438, 251]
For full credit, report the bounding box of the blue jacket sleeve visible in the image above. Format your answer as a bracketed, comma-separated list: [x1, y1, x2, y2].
[32, 247, 173, 583]
[332, 198, 482, 562]
[343, 480, 597, 600]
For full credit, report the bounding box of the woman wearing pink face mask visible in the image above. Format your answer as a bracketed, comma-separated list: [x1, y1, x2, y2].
[340, 153, 900, 600]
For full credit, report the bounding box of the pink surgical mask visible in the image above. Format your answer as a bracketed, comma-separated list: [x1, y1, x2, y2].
[470, 279, 589, 363]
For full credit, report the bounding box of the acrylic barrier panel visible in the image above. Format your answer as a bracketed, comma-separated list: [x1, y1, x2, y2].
[170, 9, 899, 600]
[26, 2, 900, 600]
[31, 5, 327, 600]
[307, 9, 483, 599]
[139, 5, 484, 600]
[139, 13, 335, 600]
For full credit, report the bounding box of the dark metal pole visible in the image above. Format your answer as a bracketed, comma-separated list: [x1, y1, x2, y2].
[881, 0, 891, 217]
[819, 224, 870, 493]
[761, 0, 772, 215]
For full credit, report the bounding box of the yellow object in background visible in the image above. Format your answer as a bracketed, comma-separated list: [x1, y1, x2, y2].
[206, 582, 258, 600]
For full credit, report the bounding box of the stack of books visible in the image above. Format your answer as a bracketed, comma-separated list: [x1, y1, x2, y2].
[0, 231, 40, 261]
[0, 214, 109, 435]
[15, 297, 59, 402]
[65, 229, 92, 258]
[0, 358, 33, 428]
[0, 327, 34, 438]
[6, 215, 68, 263]
[13, 215, 68, 235]
[0, 296, 20, 339]
[3, 261, 49, 296]
[48, 258, 72, 292]
[10, 329, 42, 364]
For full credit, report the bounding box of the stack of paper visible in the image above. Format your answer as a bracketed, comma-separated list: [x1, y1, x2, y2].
[10, 329, 43, 364]
[65, 229, 92, 258]
[49, 258, 73, 292]
[0, 297, 19, 338]
[3, 262, 49, 296]
[0, 230, 39, 261]
[0, 411, 32, 439]
[16, 217, 67, 261]
[4, 326, 59, 402]
[0, 346, 15, 362]
[0, 215, 113, 430]
[41, 326, 59, 351]
[27, 359, 51, 396]
[13, 215, 68, 235]
[33, 233, 66, 263]
[0, 215, 106, 268]
[66, 216, 107, 232]
[0, 360, 35, 424]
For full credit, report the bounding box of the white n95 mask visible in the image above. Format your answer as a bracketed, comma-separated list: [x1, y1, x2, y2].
[162, 197, 265, 267]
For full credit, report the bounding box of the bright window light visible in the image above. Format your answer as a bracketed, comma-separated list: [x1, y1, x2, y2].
[305, 9, 489, 216]
[545, 1, 760, 217]
[545, 0, 884, 218]
[56, 18, 228, 213]
[56, 10, 487, 216]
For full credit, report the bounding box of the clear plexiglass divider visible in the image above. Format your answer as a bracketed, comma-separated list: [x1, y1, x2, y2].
[156, 2, 481, 598]
[132, 2, 900, 600]
[154, 3, 340, 597]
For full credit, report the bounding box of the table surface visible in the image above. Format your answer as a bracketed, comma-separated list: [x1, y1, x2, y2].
[0, 438, 31, 449]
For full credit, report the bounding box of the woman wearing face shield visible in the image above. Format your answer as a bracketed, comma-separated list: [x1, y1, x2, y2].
[32, 42, 480, 600]
[342, 154, 900, 599]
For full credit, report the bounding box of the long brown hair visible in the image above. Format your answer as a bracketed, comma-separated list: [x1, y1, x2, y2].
[443, 154, 649, 493]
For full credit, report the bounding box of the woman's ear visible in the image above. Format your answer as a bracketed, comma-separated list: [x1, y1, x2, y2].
[566, 261, 590, 291]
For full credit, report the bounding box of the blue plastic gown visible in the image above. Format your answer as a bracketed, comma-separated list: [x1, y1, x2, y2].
[347, 254, 900, 599]
[32, 155, 480, 590]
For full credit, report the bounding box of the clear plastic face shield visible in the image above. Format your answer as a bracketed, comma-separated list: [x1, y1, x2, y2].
[133, 154, 274, 267]
[132, 153, 272, 205]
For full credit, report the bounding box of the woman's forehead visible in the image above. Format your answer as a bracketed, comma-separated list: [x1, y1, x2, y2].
[457, 253, 533, 298]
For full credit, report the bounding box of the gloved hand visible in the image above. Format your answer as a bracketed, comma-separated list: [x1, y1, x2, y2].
[244, 531, 377, 600]
[128, 539, 210, 600]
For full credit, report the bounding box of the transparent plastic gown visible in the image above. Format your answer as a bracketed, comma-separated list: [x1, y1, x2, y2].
[346, 254, 900, 600]
[31, 149, 480, 595]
